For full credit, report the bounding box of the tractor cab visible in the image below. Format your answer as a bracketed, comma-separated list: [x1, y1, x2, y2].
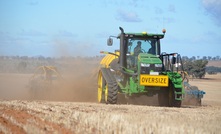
[124, 35, 163, 72]
[107, 29, 165, 73]
[112, 29, 165, 74]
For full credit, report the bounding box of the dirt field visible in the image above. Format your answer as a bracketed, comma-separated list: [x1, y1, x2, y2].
[207, 60, 221, 67]
[0, 67, 221, 133]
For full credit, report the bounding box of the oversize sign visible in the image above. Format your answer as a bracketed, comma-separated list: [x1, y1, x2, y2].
[140, 75, 169, 87]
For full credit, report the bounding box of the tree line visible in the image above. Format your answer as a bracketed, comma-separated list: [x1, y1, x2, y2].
[0, 55, 220, 79]
[182, 59, 208, 79]
[182, 56, 221, 61]
[181, 56, 221, 79]
[0, 55, 220, 61]
[0, 55, 103, 73]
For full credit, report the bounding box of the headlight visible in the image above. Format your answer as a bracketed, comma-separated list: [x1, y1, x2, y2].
[155, 64, 162, 67]
[141, 63, 150, 67]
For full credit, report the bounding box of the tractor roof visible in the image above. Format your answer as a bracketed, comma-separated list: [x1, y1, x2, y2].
[118, 32, 165, 39]
[126, 32, 165, 39]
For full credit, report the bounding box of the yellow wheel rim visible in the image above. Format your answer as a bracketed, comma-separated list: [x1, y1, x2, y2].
[105, 83, 108, 102]
[97, 72, 103, 102]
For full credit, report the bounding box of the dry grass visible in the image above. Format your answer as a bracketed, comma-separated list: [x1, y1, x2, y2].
[1, 99, 221, 134]
[207, 61, 221, 67]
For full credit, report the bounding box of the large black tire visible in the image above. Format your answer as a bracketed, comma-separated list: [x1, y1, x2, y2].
[158, 88, 169, 106]
[100, 76, 106, 103]
[169, 87, 182, 107]
[158, 83, 182, 107]
[100, 68, 119, 104]
[106, 81, 118, 104]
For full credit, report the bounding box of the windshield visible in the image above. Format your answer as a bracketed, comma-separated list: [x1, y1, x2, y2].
[127, 39, 158, 56]
[126, 38, 160, 70]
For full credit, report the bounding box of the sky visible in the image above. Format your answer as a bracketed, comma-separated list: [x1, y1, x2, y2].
[0, 0, 221, 57]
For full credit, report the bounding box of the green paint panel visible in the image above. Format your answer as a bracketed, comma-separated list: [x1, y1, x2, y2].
[139, 54, 162, 64]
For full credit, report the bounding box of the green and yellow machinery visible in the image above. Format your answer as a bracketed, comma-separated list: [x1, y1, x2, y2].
[28, 66, 63, 99]
[98, 27, 186, 107]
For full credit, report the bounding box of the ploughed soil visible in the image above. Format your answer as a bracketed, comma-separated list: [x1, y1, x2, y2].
[0, 63, 221, 133]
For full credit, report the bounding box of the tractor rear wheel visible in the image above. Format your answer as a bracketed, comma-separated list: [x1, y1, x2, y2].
[169, 86, 182, 107]
[158, 88, 169, 106]
[98, 69, 118, 104]
[158, 84, 182, 107]
[98, 71, 118, 104]
[106, 81, 118, 104]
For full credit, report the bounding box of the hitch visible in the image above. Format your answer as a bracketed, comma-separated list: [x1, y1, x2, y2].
[182, 82, 206, 106]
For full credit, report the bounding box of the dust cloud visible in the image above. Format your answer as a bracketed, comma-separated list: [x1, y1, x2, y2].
[0, 37, 102, 102]
[0, 58, 159, 106]
[51, 39, 96, 58]
[0, 58, 99, 102]
[48, 59, 99, 102]
[0, 73, 31, 100]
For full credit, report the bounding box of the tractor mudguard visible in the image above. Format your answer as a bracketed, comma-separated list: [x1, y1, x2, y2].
[166, 72, 183, 89]
[100, 68, 116, 83]
[164, 72, 185, 101]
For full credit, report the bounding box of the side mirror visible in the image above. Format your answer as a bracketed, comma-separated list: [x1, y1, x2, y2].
[107, 38, 113, 46]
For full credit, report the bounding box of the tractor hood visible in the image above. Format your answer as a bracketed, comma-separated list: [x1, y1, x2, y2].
[138, 53, 162, 64]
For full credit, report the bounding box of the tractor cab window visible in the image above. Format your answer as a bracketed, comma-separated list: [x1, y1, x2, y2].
[126, 39, 158, 70]
[127, 39, 158, 56]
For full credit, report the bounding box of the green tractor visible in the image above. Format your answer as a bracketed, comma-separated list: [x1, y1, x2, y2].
[98, 27, 185, 107]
